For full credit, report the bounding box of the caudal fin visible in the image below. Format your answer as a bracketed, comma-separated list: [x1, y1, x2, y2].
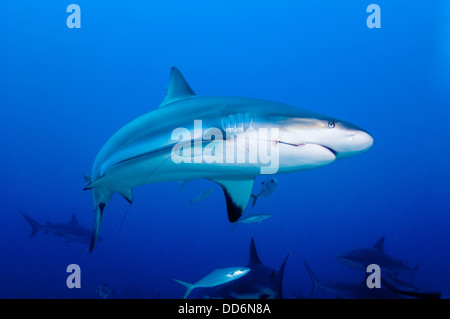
[304, 260, 320, 297]
[19, 211, 42, 238]
[89, 203, 105, 253]
[251, 194, 258, 208]
[274, 252, 290, 299]
[173, 279, 194, 299]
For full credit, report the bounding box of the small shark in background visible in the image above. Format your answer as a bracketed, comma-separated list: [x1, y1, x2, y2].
[97, 283, 115, 299]
[250, 178, 278, 207]
[20, 211, 101, 245]
[332, 237, 440, 299]
[190, 188, 215, 204]
[381, 274, 441, 299]
[232, 213, 272, 229]
[173, 267, 250, 299]
[303, 260, 412, 299]
[189, 238, 289, 299]
[84, 67, 373, 252]
[335, 237, 418, 277]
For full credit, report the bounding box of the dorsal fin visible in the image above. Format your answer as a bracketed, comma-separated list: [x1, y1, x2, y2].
[248, 238, 262, 266]
[159, 67, 195, 108]
[70, 214, 79, 225]
[270, 270, 277, 280]
[373, 236, 385, 251]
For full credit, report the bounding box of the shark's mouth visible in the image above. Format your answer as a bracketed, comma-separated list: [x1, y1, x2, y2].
[320, 145, 338, 157]
[279, 141, 338, 157]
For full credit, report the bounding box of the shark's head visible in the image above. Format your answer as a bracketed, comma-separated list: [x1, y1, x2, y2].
[279, 114, 373, 160]
[335, 248, 377, 270]
[321, 119, 374, 159]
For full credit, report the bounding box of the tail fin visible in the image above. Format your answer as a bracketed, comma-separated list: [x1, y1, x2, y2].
[89, 203, 105, 253]
[304, 260, 320, 297]
[178, 181, 186, 194]
[382, 278, 441, 299]
[19, 211, 42, 238]
[274, 252, 290, 299]
[251, 194, 258, 208]
[173, 279, 194, 299]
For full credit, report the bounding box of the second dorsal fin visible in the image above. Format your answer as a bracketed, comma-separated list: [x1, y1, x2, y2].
[70, 214, 79, 225]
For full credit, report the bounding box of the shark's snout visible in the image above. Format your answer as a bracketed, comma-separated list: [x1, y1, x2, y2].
[332, 129, 374, 159]
[352, 130, 374, 152]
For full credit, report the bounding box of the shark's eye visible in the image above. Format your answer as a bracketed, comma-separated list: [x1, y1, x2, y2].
[327, 121, 335, 128]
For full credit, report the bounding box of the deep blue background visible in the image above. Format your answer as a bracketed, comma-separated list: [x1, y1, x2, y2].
[0, 1, 449, 298]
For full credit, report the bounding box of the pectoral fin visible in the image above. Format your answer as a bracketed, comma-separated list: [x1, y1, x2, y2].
[211, 178, 255, 222]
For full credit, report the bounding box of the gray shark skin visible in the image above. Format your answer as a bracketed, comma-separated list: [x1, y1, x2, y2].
[335, 237, 417, 276]
[20, 211, 101, 245]
[381, 274, 441, 299]
[85, 67, 374, 252]
[303, 260, 412, 299]
[188, 238, 289, 299]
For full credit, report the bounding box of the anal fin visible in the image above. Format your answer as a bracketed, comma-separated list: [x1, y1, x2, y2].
[116, 186, 133, 204]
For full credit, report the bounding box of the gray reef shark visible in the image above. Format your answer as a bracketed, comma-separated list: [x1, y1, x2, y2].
[189, 238, 289, 299]
[84, 67, 373, 252]
[304, 260, 441, 299]
[335, 237, 418, 277]
[381, 273, 441, 299]
[303, 260, 412, 299]
[20, 211, 100, 245]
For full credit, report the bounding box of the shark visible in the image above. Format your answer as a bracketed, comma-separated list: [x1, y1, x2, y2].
[84, 67, 374, 252]
[381, 274, 441, 299]
[189, 238, 289, 299]
[20, 211, 101, 245]
[335, 237, 418, 277]
[304, 260, 441, 299]
[303, 260, 413, 299]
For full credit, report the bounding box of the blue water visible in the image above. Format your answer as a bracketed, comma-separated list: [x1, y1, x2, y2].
[1, 1, 449, 299]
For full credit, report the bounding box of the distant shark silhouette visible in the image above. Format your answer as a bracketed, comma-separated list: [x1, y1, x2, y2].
[304, 260, 441, 299]
[304, 260, 412, 299]
[335, 236, 418, 276]
[333, 237, 441, 299]
[20, 212, 101, 245]
[189, 238, 289, 299]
